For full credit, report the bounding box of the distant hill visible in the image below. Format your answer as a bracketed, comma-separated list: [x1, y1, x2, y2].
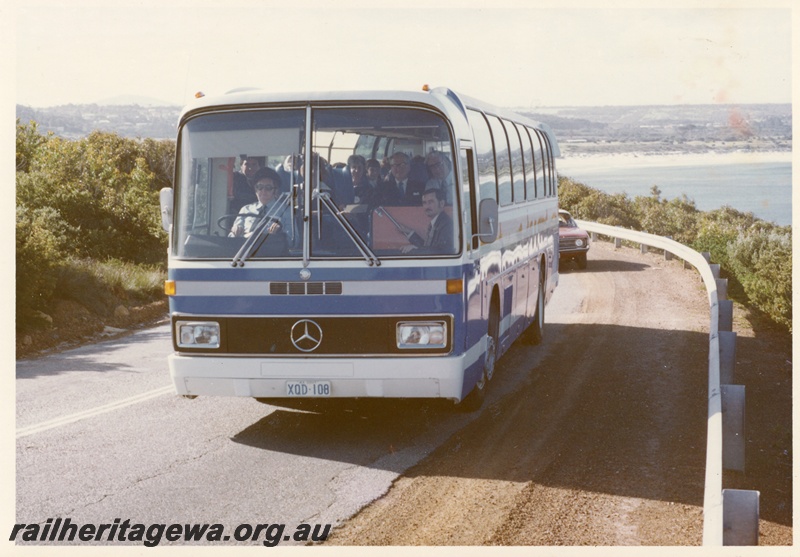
[16, 102, 181, 140]
[518, 104, 792, 155]
[16, 102, 792, 154]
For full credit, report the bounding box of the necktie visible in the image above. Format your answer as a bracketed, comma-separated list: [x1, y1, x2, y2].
[425, 222, 434, 247]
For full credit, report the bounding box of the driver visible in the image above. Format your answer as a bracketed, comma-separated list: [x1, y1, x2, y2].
[229, 167, 286, 238]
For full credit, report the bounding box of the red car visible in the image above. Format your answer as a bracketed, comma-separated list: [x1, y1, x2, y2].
[558, 209, 590, 269]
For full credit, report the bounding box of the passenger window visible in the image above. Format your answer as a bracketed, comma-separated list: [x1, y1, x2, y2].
[537, 129, 552, 196]
[520, 125, 536, 200]
[530, 127, 545, 199]
[505, 120, 525, 203]
[487, 116, 512, 206]
[467, 110, 497, 203]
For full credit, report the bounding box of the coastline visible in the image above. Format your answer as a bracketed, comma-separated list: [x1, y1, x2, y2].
[558, 149, 792, 172]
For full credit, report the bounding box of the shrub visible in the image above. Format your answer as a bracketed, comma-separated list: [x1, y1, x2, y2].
[633, 186, 699, 244]
[726, 227, 792, 331]
[15, 205, 72, 318]
[16, 122, 172, 329]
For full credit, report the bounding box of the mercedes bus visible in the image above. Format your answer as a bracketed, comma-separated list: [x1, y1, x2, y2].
[160, 86, 560, 410]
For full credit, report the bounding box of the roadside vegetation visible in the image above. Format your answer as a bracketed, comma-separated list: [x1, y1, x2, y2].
[16, 120, 173, 351]
[559, 176, 792, 332]
[14, 121, 791, 356]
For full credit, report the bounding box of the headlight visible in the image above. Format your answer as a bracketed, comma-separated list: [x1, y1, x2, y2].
[176, 321, 220, 349]
[397, 321, 447, 349]
[575, 238, 584, 247]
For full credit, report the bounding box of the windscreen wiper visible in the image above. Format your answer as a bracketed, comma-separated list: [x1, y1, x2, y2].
[314, 191, 380, 267]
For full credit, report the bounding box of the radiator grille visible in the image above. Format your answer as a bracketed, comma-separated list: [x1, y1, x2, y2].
[270, 282, 343, 295]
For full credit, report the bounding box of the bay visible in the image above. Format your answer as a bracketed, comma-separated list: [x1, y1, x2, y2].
[557, 152, 792, 226]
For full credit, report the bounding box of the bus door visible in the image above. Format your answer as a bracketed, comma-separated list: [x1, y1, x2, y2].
[460, 145, 483, 352]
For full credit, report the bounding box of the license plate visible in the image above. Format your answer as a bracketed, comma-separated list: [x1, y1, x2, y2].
[286, 381, 331, 397]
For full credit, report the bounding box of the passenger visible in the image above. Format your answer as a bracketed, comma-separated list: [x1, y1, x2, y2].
[229, 167, 287, 238]
[366, 158, 382, 189]
[398, 188, 454, 254]
[299, 153, 334, 195]
[230, 155, 261, 212]
[347, 154, 376, 205]
[410, 155, 429, 184]
[375, 152, 426, 206]
[275, 154, 299, 192]
[425, 151, 454, 203]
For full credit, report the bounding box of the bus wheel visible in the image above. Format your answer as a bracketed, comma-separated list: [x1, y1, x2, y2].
[457, 305, 499, 412]
[524, 268, 545, 345]
[458, 368, 486, 412]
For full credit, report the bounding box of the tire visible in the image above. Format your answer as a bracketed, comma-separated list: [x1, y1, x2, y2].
[457, 368, 486, 412]
[577, 253, 588, 269]
[456, 301, 499, 412]
[523, 267, 545, 345]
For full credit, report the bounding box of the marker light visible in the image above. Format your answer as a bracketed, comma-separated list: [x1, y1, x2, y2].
[446, 278, 463, 295]
[164, 280, 176, 296]
[422, 84, 430, 92]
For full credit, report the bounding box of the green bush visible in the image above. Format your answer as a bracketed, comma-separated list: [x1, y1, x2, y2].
[16, 205, 71, 316]
[16, 121, 172, 330]
[633, 186, 700, 244]
[726, 227, 792, 330]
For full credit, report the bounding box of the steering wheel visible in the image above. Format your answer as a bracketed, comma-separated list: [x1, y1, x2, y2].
[217, 213, 259, 232]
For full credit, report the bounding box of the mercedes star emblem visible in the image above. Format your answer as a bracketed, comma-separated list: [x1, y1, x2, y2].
[290, 319, 323, 352]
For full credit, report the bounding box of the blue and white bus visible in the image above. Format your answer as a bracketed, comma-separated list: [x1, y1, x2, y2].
[160, 86, 560, 410]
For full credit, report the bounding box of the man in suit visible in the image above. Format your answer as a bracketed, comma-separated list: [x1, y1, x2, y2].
[424, 151, 454, 204]
[376, 152, 426, 206]
[399, 188, 454, 254]
[230, 155, 261, 213]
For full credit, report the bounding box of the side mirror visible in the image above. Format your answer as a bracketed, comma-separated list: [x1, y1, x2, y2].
[159, 187, 173, 232]
[473, 198, 498, 244]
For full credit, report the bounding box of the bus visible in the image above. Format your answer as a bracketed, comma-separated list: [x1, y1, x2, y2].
[160, 86, 560, 411]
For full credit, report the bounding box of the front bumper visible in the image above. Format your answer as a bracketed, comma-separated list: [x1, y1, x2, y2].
[168, 353, 469, 401]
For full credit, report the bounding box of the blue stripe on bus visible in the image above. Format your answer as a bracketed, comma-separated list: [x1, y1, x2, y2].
[169, 294, 463, 318]
[168, 264, 466, 281]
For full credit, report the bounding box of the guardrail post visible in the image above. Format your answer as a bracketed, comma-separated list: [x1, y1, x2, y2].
[702, 252, 711, 263]
[710, 263, 721, 278]
[719, 300, 733, 332]
[723, 489, 760, 545]
[719, 331, 737, 385]
[716, 278, 728, 301]
[721, 384, 746, 472]
[614, 237, 622, 248]
[640, 243, 648, 254]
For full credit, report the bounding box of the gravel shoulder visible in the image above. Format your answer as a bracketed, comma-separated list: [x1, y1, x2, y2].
[326, 241, 792, 546]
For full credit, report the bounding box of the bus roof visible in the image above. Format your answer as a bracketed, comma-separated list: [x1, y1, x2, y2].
[180, 87, 559, 156]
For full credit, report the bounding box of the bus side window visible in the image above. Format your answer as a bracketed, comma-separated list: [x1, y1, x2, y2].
[466, 109, 497, 205]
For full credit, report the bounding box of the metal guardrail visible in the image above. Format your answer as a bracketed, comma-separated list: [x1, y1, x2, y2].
[574, 219, 760, 546]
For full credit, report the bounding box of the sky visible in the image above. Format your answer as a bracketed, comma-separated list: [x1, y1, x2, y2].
[6, 0, 795, 109]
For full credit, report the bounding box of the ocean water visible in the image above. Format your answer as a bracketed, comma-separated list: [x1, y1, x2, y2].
[558, 152, 792, 226]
